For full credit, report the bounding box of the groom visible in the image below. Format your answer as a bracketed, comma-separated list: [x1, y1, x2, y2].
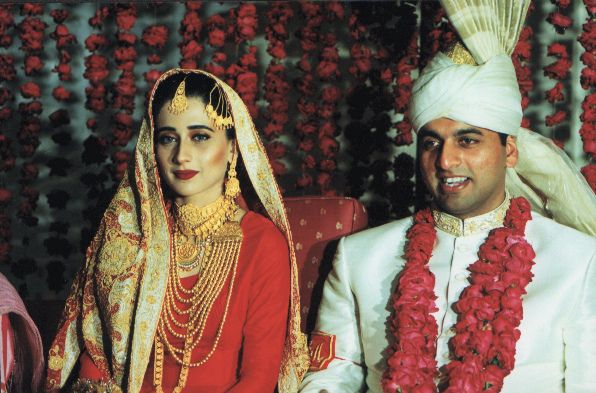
[299, 9, 595, 393]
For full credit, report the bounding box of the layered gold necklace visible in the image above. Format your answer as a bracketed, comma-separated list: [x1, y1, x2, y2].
[153, 196, 243, 393]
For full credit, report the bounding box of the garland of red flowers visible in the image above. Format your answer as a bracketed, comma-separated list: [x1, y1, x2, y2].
[179, 1, 203, 69]
[17, 4, 46, 227]
[383, 197, 536, 393]
[263, 2, 294, 179]
[578, 1, 596, 191]
[294, 2, 323, 192]
[544, 1, 572, 149]
[512, 20, 533, 129]
[0, 3, 15, 264]
[111, 4, 136, 153]
[316, 2, 344, 195]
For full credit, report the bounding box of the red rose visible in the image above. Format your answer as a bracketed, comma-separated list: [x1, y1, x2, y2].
[53, 24, 76, 48]
[236, 3, 258, 42]
[240, 46, 258, 69]
[545, 110, 567, 126]
[236, 71, 257, 95]
[545, 81, 564, 103]
[266, 141, 286, 159]
[320, 159, 336, 172]
[85, 34, 108, 51]
[580, 67, 596, 90]
[142, 25, 168, 49]
[544, 58, 573, 79]
[267, 41, 287, 59]
[301, 154, 316, 170]
[297, 98, 316, 116]
[179, 59, 198, 70]
[180, 40, 203, 60]
[296, 173, 312, 188]
[581, 164, 596, 192]
[50, 9, 69, 24]
[547, 12, 572, 33]
[208, 28, 225, 48]
[319, 136, 338, 157]
[54, 63, 72, 81]
[0, 107, 12, 121]
[147, 54, 162, 65]
[88, 6, 109, 27]
[114, 46, 137, 64]
[204, 63, 225, 78]
[321, 86, 341, 103]
[298, 138, 314, 152]
[317, 103, 335, 119]
[21, 3, 43, 15]
[316, 172, 332, 190]
[115, 6, 137, 30]
[318, 122, 336, 138]
[24, 55, 43, 75]
[84, 55, 109, 83]
[144, 69, 162, 85]
[547, 43, 568, 58]
[0, 188, 11, 205]
[20, 82, 41, 98]
[269, 160, 286, 177]
[86, 118, 98, 131]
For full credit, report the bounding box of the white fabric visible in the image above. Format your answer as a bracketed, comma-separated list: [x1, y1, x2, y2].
[439, 0, 530, 63]
[409, 52, 522, 136]
[299, 213, 596, 393]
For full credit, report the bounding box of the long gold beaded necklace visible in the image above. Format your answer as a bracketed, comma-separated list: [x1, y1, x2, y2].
[153, 196, 242, 393]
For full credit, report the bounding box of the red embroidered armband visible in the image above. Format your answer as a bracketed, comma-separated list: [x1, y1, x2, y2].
[308, 331, 336, 371]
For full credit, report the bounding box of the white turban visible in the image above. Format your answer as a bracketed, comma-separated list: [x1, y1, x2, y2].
[410, 52, 522, 136]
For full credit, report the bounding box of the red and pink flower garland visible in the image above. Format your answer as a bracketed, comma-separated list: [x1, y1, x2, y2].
[578, 1, 596, 191]
[179, 1, 203, 70]
[17, 3, 46, 227]
[512, 24, 534, 129]
[0, 4, 15, 263]
[315, 2, 344, 195]
[383, 197, 535, 393]
[111, 4, 137, 154]
[295, 2, 323, 192]
[544, 1, 572, 148]
[263, 2, 294, 178]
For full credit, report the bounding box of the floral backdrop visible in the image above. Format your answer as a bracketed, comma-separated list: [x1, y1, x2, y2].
[0, 1, 593, 300]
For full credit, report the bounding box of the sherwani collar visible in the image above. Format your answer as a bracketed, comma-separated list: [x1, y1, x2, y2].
[431, 194, 511, 237]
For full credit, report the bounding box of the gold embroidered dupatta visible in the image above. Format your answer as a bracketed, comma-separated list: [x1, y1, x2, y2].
[46, 69, 309, 393]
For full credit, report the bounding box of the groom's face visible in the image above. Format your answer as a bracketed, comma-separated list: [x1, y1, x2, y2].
[418, 118, 518, 219]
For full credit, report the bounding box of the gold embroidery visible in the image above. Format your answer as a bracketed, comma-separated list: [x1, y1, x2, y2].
[432, 195, 511, 237]
[444, 41, 477, 66]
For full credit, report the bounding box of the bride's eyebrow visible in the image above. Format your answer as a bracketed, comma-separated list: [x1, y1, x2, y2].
[155, 126, 175, 133]
[188, 125, 214, 132]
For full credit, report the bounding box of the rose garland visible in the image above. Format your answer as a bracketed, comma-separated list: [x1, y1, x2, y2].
[111, 4, 136, 153]
[0, 3, 15, 264]
[263, 2, 294, 178]
[578, 1, 595, 191]
[179, 1, 203, 69]
[295, 2, 323, 192]
[17, 4, 46, 227]
[383, 197, 535, 393]
[231, 4, 259, 119]
[544, 1, 572, 148]
[141, 4, 168, 114]
[315, 2, 344, 195]
[512, 24, 533, 129]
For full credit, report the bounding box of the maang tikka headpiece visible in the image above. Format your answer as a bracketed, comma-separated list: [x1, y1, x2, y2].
[205, 83, 234, 131]
[168, 77, 188, 115]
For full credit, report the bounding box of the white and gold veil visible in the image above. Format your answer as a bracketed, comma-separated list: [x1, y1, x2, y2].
[409, 0, 596, 235]
[46, 68, 309, 393]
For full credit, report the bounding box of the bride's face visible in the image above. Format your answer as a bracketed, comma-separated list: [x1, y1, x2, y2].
[155, 96, 233, 207]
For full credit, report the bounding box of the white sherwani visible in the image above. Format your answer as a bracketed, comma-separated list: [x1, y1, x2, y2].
[300, 204, 596, 393]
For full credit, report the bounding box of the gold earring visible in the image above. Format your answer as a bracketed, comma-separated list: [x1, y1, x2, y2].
[168, 77, 188, 115]
[225, 147, 240, 199]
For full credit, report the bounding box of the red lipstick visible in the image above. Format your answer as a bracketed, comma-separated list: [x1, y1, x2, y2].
[173, 170, 198, 180]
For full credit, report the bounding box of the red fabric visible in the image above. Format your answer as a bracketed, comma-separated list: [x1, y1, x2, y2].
[79, 211, 290, 393]
[284, 196, 368, 333]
